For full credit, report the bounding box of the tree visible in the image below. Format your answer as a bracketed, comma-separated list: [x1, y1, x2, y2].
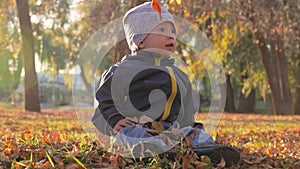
[169, 0, 299, 115]
[0, 1, 22, 102]
[16, 0, 40, 112]
[231, 34, 265, 113]
[283, 1, 300, 115]
[245, 0, 293, 115]
[31, 0, 71, 73]
[168, 0, 261, 113]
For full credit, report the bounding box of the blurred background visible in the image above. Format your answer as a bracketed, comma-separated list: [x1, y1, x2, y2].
[0, 0, 299, 115]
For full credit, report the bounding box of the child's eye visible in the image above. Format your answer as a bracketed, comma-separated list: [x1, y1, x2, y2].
[159, 27, 165, 32]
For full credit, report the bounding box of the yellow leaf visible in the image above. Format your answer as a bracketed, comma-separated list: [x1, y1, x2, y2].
[184, 10, 190, 18]
[201, 155, 211, 164]
[176, 0, 182, 5]
[21, 130, 32, 141]
[210, 11, 216, 18]
[170, 0, 175, 4]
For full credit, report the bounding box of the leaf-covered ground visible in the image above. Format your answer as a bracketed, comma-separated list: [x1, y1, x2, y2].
[0, 109, 299, 169]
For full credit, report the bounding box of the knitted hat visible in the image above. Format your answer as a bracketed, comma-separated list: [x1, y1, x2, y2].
[123, 2, 176, 51]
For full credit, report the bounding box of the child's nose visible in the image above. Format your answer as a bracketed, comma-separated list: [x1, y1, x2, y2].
[166, 32, 176, 39]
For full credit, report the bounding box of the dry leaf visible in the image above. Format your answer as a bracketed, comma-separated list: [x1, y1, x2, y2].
[146, 129, 161, 135]
[216, 156, 226, 168]
[21, 130, 32, 140]
[182, 150, 197, 169]
[201, 155, 211, 164]
[57, 161, 65, 169]
[176, 0, 182, 5]
[1, 109, 300, 169]
[139, 115, 153, 123]
[70, 145, 80, 156]
[259, 164, 273, 169]
[151, 121, 165, 132]
[185, 135, 193, 148]
[65, 163, 82, 169]
[38, 161, 52, 169]
[194, 161, 208, 169]
[49, 131, 61, 144]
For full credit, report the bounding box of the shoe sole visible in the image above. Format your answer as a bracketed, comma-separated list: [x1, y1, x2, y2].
[165, 145, 240, 167]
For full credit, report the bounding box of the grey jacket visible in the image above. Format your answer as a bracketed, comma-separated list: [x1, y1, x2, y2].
[92, 50, 197, 135]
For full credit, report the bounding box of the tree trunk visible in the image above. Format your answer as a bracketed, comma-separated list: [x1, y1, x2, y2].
[237, 62, 256, 113]
[237, 89, 256, 113]
[224, 75, 235, 113]
[16, 0, 41, 112]
[293, 84, 300, 115]
[255, 32, 293, 115]
[79, 65, 93, 94]
[248, 1, 293, 115]
[293, 64, 300, 115]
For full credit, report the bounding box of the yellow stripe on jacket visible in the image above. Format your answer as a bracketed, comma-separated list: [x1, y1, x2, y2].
[161, 66, 177, 120]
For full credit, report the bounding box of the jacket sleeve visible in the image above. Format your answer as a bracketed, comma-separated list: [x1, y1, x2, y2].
[174, 67, 196, 128]
[92, 66, 125, 135]
[182, 80, 197, 127]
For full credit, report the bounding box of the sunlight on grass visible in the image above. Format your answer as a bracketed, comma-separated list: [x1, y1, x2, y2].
[1, 109, 299, 168]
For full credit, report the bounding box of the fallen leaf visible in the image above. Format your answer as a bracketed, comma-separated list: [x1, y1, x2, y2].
[57, 161, 65, 169]
[70, 145, 80, 156]
[49, 131, 61, 144]
[21, 130, 32, 141]
[38, 161, 52, 169]
[216, 156, 226, 168]
[201, 155, 211, 164]
[194, 161, 208, 169]
[176, 0, 182, 5]
[259, 163, 273, 169]
[182, 150, 197, 169]
[65, 163, 82, 169]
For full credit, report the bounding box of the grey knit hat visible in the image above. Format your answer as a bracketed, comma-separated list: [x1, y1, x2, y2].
[123, 2, 176, 51]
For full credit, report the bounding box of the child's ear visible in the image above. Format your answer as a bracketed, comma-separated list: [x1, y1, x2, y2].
[138, 41, 145, 49]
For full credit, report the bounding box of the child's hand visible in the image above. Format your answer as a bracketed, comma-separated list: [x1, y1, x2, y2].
[113, 118, 137, 132]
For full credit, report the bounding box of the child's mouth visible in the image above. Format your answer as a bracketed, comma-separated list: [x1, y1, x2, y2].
[165, 43, 174, 48]
[165, 43, 175, 52]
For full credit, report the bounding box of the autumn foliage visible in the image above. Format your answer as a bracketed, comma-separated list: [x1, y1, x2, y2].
[0, 109, 299, 168]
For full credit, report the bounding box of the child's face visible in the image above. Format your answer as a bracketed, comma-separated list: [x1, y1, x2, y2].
[139, 22, 177, 55]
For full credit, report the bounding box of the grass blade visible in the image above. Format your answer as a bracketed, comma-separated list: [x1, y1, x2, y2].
[30, 152, 33, 163]
[14, 161, 27, 167]
[72, 156, 87, 169]
[45, 150, 55, 168]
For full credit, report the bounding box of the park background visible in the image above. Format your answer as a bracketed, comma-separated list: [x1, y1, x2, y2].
[0, 0, 299, 168]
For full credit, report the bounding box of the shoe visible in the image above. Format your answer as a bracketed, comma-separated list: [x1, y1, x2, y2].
[192, 144, 240, 167]
[165, 144, 240, 167]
